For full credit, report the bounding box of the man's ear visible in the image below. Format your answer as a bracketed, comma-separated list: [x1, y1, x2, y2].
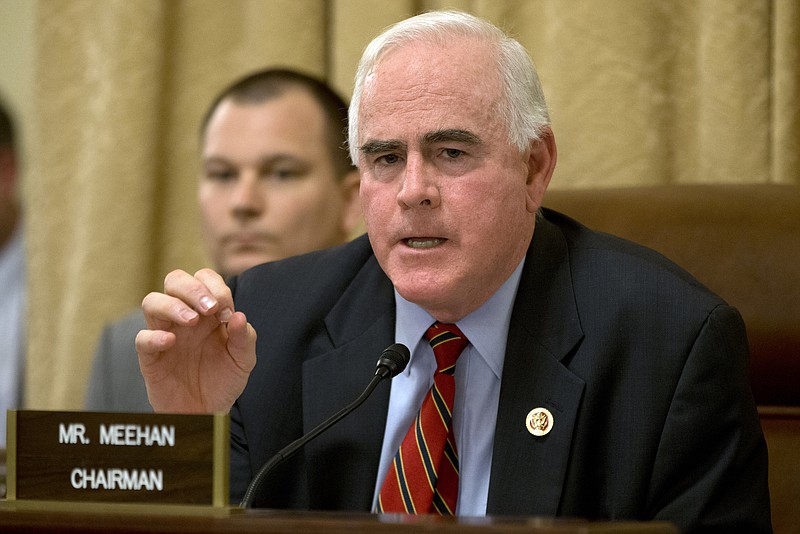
[339, 169, 364, 238]
[524, 127, 557, 214]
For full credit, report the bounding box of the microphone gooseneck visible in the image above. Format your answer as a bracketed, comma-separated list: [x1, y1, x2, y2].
[239, 343, 410, 508]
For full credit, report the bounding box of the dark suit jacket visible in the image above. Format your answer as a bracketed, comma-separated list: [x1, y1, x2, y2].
[228, 209, 771, 532]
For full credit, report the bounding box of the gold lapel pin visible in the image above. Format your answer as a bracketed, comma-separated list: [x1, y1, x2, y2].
[525, 407, 554, 437]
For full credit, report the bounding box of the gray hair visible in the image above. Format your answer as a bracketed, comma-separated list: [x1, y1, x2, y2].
[348, 10, 550, 165]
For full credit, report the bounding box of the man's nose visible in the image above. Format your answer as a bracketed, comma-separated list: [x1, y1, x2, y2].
[396, 154, 440, 209]
[231, 172, 265, 219]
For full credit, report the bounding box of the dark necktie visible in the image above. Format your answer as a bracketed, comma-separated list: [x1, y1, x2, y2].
[376, 322, 469, 515]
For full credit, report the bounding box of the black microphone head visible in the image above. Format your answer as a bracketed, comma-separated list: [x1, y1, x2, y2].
[375, 343, 410, 379]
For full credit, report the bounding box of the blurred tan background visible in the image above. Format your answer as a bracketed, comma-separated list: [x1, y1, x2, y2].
[0, 0, 797, 409]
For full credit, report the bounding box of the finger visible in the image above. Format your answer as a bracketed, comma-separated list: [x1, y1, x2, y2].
[141, 291, 200, 331]
[163, 268, 223, 317]
[194, 268, 235, 322]
[135, 328, 176, 357]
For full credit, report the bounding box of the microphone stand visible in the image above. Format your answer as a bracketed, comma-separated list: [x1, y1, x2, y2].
[239, 343, 409, 508]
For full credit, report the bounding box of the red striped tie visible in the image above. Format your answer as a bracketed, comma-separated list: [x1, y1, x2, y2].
[377, 322, 469, 515]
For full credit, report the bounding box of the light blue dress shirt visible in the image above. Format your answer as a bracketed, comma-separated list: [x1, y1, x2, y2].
[0, 223, 26, 449]
[372, 259, 525, 516]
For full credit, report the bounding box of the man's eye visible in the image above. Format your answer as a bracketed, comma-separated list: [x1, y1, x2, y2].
[271, 168, 302, 180]
[378, 154, 401, 165]
[206, 170, 235, 181]
[443, 148, 462, 159]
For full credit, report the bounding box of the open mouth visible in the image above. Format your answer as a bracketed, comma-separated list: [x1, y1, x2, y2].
[405, 238, 445, 249]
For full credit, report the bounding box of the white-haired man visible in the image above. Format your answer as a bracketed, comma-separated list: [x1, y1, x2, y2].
[136, 11, 770, 532]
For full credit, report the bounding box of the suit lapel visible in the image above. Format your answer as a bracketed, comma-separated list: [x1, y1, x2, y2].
[301, 253, 397, 511]
[488, 216, 586, 516]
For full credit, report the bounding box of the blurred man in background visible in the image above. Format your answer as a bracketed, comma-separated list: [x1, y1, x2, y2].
[85, 68, 361, 411]
[0, 96, 25, 450]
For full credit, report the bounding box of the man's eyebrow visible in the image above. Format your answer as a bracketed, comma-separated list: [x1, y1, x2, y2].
[358, 129, 481, 155]
[359, 139, 406, 154]
[423, 129, 481, 145]
[203, 153, 306, 167]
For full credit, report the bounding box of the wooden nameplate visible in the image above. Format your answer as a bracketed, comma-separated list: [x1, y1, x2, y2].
[5, 410, 229, 507]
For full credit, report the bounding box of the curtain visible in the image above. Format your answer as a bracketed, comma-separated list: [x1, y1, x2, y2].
[24, 0, 800, 408]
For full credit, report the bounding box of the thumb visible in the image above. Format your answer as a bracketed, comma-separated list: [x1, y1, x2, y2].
[226, 311, 257, 374]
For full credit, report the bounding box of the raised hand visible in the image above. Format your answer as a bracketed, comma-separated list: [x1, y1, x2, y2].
[135, 268, 257, 413]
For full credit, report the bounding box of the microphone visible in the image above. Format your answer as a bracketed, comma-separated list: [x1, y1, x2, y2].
[239, 343, 411, 508]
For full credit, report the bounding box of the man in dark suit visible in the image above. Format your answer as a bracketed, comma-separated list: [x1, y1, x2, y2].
[136, 11, 771, 532]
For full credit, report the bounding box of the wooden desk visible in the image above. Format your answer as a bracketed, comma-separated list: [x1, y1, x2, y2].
[0, 501, 677, 533]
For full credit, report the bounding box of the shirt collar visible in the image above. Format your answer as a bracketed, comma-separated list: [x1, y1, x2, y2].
[394, 258, 526, 380]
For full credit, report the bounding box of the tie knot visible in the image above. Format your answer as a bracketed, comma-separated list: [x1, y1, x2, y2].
[424, 322, 469, 374]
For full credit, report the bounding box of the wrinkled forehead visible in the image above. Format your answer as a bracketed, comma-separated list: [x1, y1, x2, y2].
[366, 37, 500, 95]
[359, 38, 505, 130]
